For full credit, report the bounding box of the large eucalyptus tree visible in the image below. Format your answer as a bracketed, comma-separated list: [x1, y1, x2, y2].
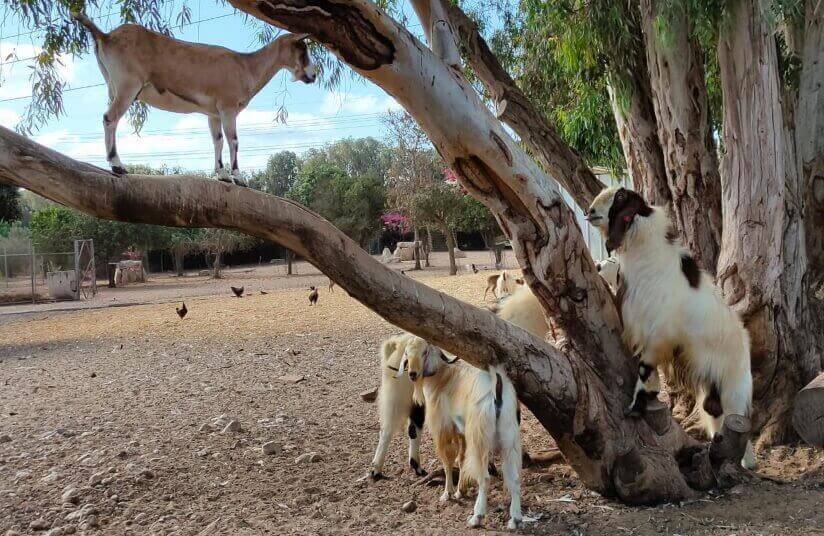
[1, 0, 822, 504]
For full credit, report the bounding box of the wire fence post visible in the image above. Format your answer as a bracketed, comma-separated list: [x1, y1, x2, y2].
[30, 241, 35, 304]
[2, 245, 7, 289]
[74, 239, 81, 301]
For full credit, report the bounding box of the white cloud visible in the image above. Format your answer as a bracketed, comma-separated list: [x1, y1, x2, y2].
[0, 108, 20, 127]
[320, 90, 401, 115]
[0, 41, 78, 101]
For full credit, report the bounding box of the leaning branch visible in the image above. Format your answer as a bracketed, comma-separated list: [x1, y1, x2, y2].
[227, 0, 633, 393]
[0, 126, 577, 430]
[439, 0, 604, 211]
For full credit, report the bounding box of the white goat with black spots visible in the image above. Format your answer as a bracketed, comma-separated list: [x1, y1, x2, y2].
[73, 12, 315, 184]
[398, 336, 523, 530]
[586, 186, 755, 469]
[369, 334, 428, 480]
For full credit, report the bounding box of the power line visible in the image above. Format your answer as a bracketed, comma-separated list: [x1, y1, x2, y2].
[59, 112, 384, 140]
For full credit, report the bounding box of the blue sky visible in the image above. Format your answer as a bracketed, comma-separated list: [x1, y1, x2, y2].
[0, 1, 430, 172]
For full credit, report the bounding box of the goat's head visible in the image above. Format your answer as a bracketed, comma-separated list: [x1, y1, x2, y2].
[585, 187, 652, 253]
[397, 336, 446, 382]
[280, 33, 317, 84]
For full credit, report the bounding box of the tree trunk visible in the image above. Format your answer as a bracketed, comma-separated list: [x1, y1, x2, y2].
[413, 227, 421, 270]
[212, 251, 223, 279]
[716, 0, 822, 445]
[638, 0, 722, 274]
[4, 0, 747, 496]
[442, 225, 457, 275]
[173, 248, 185, 276]
[607, 77, 671, 209]
[286, 249, 293, 275]
[796, 0, 824, 378]
[424, 227, 432, 267]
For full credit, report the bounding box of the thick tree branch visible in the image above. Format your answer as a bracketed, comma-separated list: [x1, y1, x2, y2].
[409, 0, 460, 68]
[639, 0, 722, 274]
[227, 0, 631, 388]
[437, 0, 604, 211]
[0, 125, 577, 430]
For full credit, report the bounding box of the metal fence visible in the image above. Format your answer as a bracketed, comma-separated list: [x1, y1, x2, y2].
[0, 239, 96, 305]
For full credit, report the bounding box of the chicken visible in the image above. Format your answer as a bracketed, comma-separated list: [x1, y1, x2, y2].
[176, 302, 187, 319]
[308, 286, 319, 306]
[231, 286, 244, 298]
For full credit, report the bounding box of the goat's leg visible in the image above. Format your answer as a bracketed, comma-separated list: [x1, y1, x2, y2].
[501, 437, 523, 529]
[208, 115, 228, 181]
[467, 473, 489, 528]
[103, 83, 140, 175]
[626, 352, 661, 417]
[219, 109, 245, 186]
[369, 423, 395, 480]
[407, 401, 427, 476]
[436, 436, 457, 502]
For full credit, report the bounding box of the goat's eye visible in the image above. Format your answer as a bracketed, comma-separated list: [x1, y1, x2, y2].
[615, 189, 625, 202]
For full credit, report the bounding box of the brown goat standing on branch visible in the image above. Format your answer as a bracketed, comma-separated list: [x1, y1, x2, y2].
[72, 13, 316, 184]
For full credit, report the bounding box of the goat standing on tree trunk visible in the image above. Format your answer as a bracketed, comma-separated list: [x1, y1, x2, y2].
[72, 13, 316, 184]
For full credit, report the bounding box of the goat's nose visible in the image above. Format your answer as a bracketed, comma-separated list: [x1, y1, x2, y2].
[409, 372, 418, 381]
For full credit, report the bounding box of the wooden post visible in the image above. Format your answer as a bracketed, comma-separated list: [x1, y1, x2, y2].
[709, 414, 751, 466]
[793, 372, 824, 446]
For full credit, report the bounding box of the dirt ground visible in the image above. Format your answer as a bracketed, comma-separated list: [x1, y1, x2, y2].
[1, 252, 822, 535]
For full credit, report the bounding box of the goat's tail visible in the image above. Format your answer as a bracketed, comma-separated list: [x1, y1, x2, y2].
[72, 11, 108, 42]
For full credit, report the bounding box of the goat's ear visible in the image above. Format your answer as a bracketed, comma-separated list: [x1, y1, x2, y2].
[395, 356, 408, 378]
[422, 347, 440, 377]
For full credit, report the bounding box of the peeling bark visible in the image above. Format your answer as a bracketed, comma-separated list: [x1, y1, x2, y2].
[639, 0, 722, 274]
[607, 75, 671, 209]
[797, 0, 824, 298]
[716, 0, 822, 444]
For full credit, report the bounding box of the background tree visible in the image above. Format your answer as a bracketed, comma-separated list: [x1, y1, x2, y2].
[288, 139, 388, 248]
[248, 151, 301, 196]
[384, 110, 449, 268]
[165, 229, 202, 276]
[196, 228, 256, 279]
[0, 185, 22, 223]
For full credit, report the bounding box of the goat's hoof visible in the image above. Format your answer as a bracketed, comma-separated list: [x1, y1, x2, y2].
[369, 470, 384, 481]
[111, 165, 127, 175]
[507, 518, 523, 530]
[439, 491, 451, 502]
[467, 514, 485, 528]
[217, 176, 233, 184]
[452, 491, 463, 500]
[412, 467, 428, 477]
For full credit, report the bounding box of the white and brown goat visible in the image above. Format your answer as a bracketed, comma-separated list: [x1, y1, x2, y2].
[369, 334, 428, 480]
[493, 258, 619, 339]
[586, 186, 756, 469]
[398, 336, 523, 530]
[73, 13, 316, 184]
